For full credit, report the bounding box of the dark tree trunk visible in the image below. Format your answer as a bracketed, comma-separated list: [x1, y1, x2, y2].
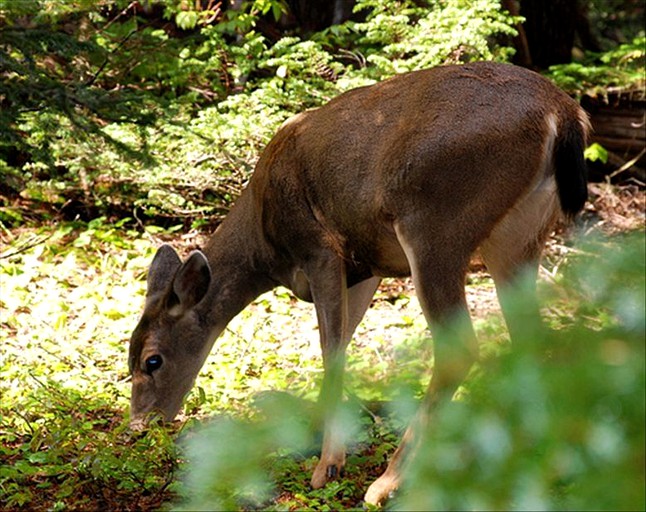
[518, 0, 579, 69]
[285, 0, 355, 31]
[501, 0, 532, 67]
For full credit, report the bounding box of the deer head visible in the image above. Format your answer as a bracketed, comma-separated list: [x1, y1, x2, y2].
[128, 244, 214, 428]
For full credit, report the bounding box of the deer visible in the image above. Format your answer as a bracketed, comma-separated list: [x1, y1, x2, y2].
[128, 61, 589, 506]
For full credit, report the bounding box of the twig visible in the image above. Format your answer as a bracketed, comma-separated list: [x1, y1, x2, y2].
[133, 207, 158, 244]
[100, 0, 139, 32]
[336, 48, 366, 68]
[344, 389, 382, 424]
[12, 409, 36, 436]
[86, 27, 140, 86]
[0, 233, 53, 260]
[609, 147, 646, 179]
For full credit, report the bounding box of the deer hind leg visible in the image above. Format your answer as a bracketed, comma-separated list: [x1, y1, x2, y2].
[311, 275, 381, 489]
[364, 224, 479, 506]
[480, 176, 561, 342]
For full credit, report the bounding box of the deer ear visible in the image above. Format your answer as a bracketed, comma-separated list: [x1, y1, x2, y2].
[147, 244, 182, 298]
[168, 250, 212, 315]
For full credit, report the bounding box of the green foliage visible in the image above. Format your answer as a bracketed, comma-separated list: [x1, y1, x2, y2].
[0, 220, 181, 509]
[546, 36, 645, 97]
[346, 0, 519, 75]
[1, 0, 518, 225]
[1, 219, 644, 509]
[2, 1, 644, 226]
[176, 394, 402, 510]
[0, 377, 178, 509]
[0, 219, 424, 509]
[585, 142, 609, 164]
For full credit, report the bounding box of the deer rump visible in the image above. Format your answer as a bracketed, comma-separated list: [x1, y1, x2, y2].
[128, 61, 589, 507]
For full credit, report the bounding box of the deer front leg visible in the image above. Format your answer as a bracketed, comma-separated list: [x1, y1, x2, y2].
[308, 259, 349, 489]
[311, 350, 347, 488]
[309, 269, 380, 488]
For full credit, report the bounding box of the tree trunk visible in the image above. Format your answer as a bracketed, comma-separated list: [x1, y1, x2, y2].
[518, 0, 579, 69]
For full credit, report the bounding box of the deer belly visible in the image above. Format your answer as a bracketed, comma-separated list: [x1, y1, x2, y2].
[350, 238, 411, 279]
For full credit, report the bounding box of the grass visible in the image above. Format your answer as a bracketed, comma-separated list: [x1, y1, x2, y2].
[1, 218, 644, 510]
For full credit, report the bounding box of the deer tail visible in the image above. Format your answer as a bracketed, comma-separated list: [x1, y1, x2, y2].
[554, 112, 590, 218]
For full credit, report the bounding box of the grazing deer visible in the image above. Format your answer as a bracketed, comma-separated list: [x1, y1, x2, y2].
[128, 61, 588, 506]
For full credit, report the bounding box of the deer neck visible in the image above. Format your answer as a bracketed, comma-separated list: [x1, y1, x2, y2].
[198, 189, 275, 330]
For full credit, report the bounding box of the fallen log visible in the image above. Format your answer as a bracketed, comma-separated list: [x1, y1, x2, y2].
[582, 87, 646, 184]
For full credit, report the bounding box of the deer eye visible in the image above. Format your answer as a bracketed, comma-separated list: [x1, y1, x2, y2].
[145, 355, 163, 374]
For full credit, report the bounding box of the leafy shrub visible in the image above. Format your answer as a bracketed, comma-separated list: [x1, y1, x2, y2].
[546, 36, 646, 97]
[343, 0, 519, 76]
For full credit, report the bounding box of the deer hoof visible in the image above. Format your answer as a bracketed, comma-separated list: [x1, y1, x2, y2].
[326, 464, 345, 479]
[364, 474, 399, 508]
[311, 462, 345, 488]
